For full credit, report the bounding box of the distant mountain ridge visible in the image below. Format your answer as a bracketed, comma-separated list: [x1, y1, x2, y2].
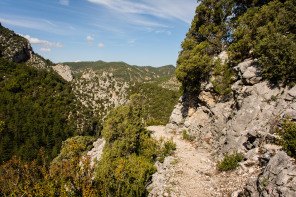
[64, 60, 176, 83]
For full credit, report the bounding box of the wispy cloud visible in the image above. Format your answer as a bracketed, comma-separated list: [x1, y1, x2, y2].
[88, 0, 196, 24]
[39, 48, 51, 52]
[86, 36, 94, 41]
[128, 39, 136, 44]
[59, 0, 69, 6]
[0, 17, 48, 30]
[21, 34, 63, 48]
[155, 30, 172, 35]
[0, 15, 75, 35]
[98, 43, 105, 48]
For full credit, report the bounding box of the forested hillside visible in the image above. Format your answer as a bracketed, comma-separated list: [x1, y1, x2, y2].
[128, 83, 181, 125]
[0, 58, 100, 163]
[65, 60, 175, 82]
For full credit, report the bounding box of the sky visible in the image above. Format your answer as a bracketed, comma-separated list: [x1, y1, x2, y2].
[0, 0, 197, 67]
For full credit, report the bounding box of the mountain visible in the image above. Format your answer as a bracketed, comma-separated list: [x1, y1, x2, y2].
[64, 60, 176, 83]
[0, 24, 180, 164]
[0, 23, 54, 69]
[60, 60, 180, 126]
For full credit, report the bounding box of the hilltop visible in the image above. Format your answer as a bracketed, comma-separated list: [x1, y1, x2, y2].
[64, 60, 176, 83]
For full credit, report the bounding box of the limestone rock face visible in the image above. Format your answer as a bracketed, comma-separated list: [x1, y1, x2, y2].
[52, 64, 74, 82]
[244, 151, 296, 197]
[72, 69, 129, 124]
[0, 25, 32, 63]
[165, 55, 296, 196]
[87, 138, 105, 167]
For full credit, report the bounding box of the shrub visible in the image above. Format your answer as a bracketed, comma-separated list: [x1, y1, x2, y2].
[276, 118, 296, 158]
[228, 0, 296, 84]
[182, 130, 196, 142]
[217, 151, 244, 171]
[52, 136, 96, 164]
[95, 105, 176, 196]
[211, 60, 235, 96]
[158, 137, 176, 163]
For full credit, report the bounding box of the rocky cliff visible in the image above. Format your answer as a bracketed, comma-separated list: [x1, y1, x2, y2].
[166, 55, 296, 196]
[0, 23, 53, 70]
[0, 23, 32, 63]
[72, 69, 129, 120]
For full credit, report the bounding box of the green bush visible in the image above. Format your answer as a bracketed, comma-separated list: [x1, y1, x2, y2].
[182, 130, 196, 142]
[52, 136, 96, 164]
[158, 137, 176, 163]
[211, 60, 235, 96]
[217, 151, 244, 171]
[95, 105, 176, 196]
[276, 118, 296, 158]
[228, 0, 296, 84]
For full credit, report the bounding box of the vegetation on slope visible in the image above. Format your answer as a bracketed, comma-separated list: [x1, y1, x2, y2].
[276, 118, 296, 158]
[128, 83, 181, 125]
[0, 58, 100, 163]
[176, 0, 296, 94]
[65, 60, 175, 82]
[0, 103, 176, 196]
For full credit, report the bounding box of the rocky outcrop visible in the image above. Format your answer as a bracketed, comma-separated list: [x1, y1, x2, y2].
[165, 55, 296, 196]
[72, 69, 129, 120]
[0, 24, 32, 63]
[242, 151, 296, 197]
[87, 138, 105, 167]
[52, 64, 74, 82]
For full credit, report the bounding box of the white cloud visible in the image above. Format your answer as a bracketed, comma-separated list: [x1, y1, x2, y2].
[75, 60, 81, 62]
[155, 30, 172, 35]
[39, 48, 51, 52]
[88, 0, 197, 24]
[86, 36, 94, 41]
[22, 35, 63, 48]
[128, 39, 136, 44]
[59, 0, 69, 6]
[98, 43, 105, 48]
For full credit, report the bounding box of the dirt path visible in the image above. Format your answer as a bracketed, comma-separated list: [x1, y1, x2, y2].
[148, 126, 259, 197]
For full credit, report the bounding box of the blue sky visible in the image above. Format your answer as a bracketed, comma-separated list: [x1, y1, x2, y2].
[0, 0, 197, 67]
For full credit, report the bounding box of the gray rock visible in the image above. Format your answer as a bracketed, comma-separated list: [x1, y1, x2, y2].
[242, 66, 262, 85]
[244, 151, 296, 196]
[87, 138, 105, 167]
[52, 64, 74, 82]
[164, 57, 296, 196]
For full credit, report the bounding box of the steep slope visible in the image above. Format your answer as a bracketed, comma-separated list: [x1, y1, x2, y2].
[0, 23, 54, 69]
[72, 69, 129, 125]
[165, 57, 296, 196]
[0, 58, 99, 163]
[158, 0, 296, 196]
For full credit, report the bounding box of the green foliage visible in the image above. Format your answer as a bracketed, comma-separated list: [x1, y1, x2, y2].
[65, 60, 175, 83]
[157, 137, 176, 163]
[276, 118, 296, 158]
[0, 58, 99, 163]
[95, 105, 176, 196]
[228, 0, 296, 84]
[96, 155, 156, 197]
[211, 60, 235, 96]
[176, 0, 236, 93]
[0, 149, 99, 196]
[182, 130, 196, 142]
[177, 0, 295, 93]
[128, 83, 180, 125]
[217, 151, 244, 171]
[52, 136, 96, 164]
